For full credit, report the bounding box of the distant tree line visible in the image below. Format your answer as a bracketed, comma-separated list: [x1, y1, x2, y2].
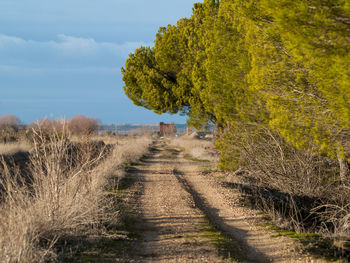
[122, 0, 350, 180]
[0, 114, 99, 142]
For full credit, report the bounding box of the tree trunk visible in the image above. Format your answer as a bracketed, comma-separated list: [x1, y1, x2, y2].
[338, 155, 349, 184]
[213, 122, 223, 139]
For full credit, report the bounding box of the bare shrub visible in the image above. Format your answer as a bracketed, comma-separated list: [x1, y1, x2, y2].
[0, 114, 20, 131]
[68, 115, 98, 135]
[0, 127, 105, 262]
[224, 125, 338, 197]
[315, 201, 350, 238]
[28, 118, 64, 135]
[0, 127, 152, 262]
[0, 114, 21, 142]
[218, 124, 345, 233]
[215, 123, 350, 255]
[0, 177, 48, 262]
[309, 182, 350, 245]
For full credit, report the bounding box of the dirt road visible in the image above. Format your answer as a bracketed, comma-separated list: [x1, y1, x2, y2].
[123, 139, 326, 262]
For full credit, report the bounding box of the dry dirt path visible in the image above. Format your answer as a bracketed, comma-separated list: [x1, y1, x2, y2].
[127, 139, 327, 263]
[131, 140, 231, 262]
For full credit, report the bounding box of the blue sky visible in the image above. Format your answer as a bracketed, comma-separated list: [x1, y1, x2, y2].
[0, 0, 200, 124]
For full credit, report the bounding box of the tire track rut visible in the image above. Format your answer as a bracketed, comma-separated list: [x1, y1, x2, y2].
[173, 170, 266, 263]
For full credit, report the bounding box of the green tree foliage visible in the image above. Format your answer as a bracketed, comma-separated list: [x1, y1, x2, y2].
[122, 0, 350, 177]
[122, 0, 220, 128]
[122, 46, 184, 114]
[265, 0, 350, 178]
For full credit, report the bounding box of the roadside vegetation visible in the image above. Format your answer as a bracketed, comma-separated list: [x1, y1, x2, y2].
[0, 114, 152, 262]
[122, 0, 350, 258]
[170, 134, 218, 163]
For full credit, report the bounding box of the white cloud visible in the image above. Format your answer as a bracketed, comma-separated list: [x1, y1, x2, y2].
[56, 34, 100, 55]
[55, 34, 150, 57]
[0, 34, 26, 46]
[0, 34, 151, 74]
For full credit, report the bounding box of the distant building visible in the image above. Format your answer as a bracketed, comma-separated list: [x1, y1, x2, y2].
[159, 122, 177, 136]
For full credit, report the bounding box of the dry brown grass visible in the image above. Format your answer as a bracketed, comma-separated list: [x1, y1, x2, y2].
[93, 135, 152, 187]
[0, 141, 32, 155]
[221, 125, 350, 246]
[91, 135, 120, 145]
[0, 126, 152, 262]
[170, 136, 218, 163]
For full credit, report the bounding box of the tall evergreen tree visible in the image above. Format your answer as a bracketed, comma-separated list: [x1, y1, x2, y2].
[122, 0, 350, 177]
